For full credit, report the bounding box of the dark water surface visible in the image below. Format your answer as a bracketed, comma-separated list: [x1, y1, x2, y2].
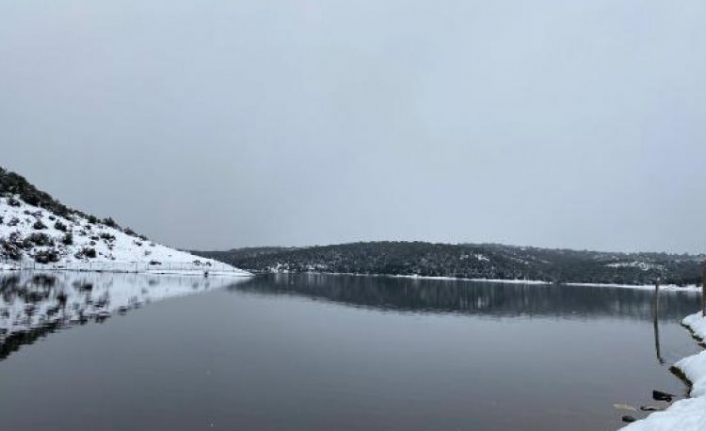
[0, 273, 702, 431]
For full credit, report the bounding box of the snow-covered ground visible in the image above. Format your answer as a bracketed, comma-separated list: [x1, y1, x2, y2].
[0, 271, 248, 342]
[620, 310, 706, 431]
[607, 261, 664, 271]
[0, 196, 250, 276]
[565, 282, 699, 291]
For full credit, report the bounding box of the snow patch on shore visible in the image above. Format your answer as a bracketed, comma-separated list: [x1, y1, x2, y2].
[679, 313, 706, 399]
[619, 397, 706, 431]
[607, 261, 663, 271]
[565, 282, 699, 291]
[619, 312, 706, 431]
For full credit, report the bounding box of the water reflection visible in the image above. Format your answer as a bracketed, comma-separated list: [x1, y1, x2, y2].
[2, 272, 699, 365]
[0, 271, 246, 361]
[654, 316, 665, 365]
[231, 273, 700, 321]
[0, 273, 701, 431]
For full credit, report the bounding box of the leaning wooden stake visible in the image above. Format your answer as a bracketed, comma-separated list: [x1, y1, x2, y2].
[652, 278, 664, 365]
[652, 278, 664, 364]
[653, 302, 664, 365]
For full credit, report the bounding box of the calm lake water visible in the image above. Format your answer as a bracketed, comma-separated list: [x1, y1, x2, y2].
[0, 272, 702, 431]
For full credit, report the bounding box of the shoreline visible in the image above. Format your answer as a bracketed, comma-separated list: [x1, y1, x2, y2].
[0, 266, 697, 289]
[0, 264, 253, 278]
[620, 311, 706, 430]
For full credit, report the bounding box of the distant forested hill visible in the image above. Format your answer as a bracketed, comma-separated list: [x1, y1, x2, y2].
[196, 242, 704, 286]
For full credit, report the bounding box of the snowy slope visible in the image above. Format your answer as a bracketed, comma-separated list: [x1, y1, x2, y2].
[0, 196, 250, 276]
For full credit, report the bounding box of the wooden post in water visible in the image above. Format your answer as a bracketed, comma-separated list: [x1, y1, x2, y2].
[651, 277, 665, 365]
[653, 308, 664, 365]
[653, 279, 660, 316]
[651, 278, 664, 364]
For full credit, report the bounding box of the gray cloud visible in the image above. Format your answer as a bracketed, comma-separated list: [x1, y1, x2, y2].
[2, 0, 705, 253]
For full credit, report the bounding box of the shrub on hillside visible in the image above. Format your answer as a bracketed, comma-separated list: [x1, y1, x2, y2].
[24, 233, 54, 247]
[7, 217, 19, 227]
[100, 232, 116, 242]
[0, 232, 24, 260]
[7, 197, 21, 207]
[32, 220, 47, 230]
[86, 215, 98, 224]
[102, 217, 118, 228]
[54, 221, 68, 232]
[62, 233, 74, 246]
[75, 247, 97, 259]
[34, 249, 60, 264]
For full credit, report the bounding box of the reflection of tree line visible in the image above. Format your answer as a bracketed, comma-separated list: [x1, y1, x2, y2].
[231, 274, 700, 321]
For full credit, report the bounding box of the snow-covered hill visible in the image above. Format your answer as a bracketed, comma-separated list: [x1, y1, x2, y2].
[0, 197, 249, 275]
[0, 168, 250, 276]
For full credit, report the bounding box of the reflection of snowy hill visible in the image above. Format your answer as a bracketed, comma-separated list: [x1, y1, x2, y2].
[0, 272, 247, 351]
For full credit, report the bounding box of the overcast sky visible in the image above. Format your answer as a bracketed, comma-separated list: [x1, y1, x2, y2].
[1, 1, 705, 253]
